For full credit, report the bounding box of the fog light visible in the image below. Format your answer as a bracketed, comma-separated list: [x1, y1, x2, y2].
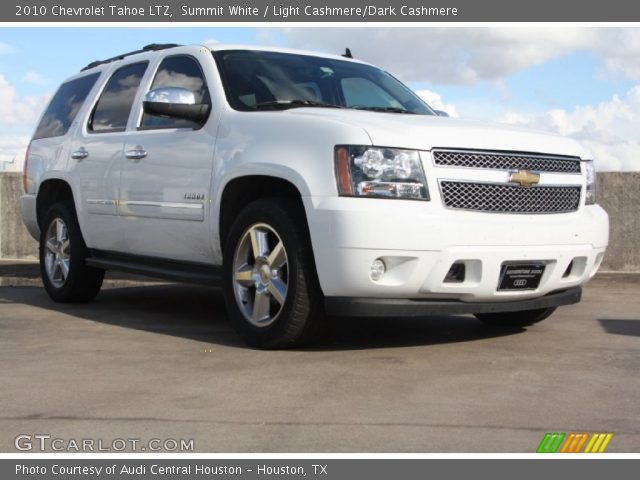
[370, 258, 386, 281]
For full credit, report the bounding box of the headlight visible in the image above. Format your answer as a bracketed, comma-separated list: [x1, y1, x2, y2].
[335, 146, 429, 200]
[584, 160, 597, 205]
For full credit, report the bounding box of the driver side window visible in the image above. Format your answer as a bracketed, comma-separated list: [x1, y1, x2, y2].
[140, 55, 210, 130]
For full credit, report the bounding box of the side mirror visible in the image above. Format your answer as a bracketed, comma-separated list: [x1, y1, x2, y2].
[142, 87, 209, 123]
[434, 110, 450, 117]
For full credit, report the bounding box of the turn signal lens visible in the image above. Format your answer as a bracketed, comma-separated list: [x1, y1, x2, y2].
[22, 141, 31, 193]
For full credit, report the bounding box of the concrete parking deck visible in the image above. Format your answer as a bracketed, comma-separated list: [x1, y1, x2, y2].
[0, 264, 638, 452]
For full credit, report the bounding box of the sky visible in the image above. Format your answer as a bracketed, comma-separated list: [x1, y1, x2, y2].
[1, 26, 639, 171]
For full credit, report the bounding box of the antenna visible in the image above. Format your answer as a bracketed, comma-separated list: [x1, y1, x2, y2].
[342, 48, 353, 59]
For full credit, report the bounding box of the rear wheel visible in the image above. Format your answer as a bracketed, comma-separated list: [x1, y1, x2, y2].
[474, 307, 556, 327]
[40, 202, 104, 302]
[222, 198, 324, 349]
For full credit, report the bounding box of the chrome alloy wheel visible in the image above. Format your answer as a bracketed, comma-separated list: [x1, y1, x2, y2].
[44, 217, 71, 288]
[232, 223, 289, 327]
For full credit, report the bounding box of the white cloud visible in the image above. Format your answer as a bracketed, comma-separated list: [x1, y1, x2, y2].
[277, 27, 640, 85]
[416, 89, 459, 117]
[0, 75, 50, 171]
[498, 86, 640, 171]
[0, 42, 15, 55]
[277, 27, 595, 84]
[0, 135, 30, 169]
[592, 29, 640, 81]
[0, 74, 49, 125]
[22, 71, 47, 85]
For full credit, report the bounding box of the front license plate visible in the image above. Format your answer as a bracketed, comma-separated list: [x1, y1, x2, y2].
[498, 263, 546, 291]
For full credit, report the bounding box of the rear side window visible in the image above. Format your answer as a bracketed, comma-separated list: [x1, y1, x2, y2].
[140, 55, 210, 130]
[89, 62, 148, 133]
[32, 73, 100, 140]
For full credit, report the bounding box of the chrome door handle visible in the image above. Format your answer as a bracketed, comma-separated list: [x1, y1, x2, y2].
[71, 148, 89, 160]
[125, 148, 147, 160]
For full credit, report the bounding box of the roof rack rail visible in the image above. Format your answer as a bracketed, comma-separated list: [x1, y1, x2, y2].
[81, 43, 181, 72]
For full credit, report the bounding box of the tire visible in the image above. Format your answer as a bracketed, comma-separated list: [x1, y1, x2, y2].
[474, 307, 557, 327]
[39, 202, 104, 303]
[222, 198, 324, 349]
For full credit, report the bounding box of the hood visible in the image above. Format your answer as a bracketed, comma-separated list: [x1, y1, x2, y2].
[289, 108, 591, 159]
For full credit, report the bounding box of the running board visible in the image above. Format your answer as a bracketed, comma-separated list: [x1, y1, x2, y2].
[86, 251, 222, 286]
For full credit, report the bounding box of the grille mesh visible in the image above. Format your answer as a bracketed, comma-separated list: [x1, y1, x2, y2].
[440, 181, 581, 214]
[434, 150, 581, 173]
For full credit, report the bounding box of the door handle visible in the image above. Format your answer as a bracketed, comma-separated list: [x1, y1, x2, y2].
[71, 148, 89, 160]
[125, 147, 147, 160]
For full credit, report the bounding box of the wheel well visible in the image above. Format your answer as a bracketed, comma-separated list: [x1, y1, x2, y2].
[219, 176, 305, 250]
[36, 179, 75, 227]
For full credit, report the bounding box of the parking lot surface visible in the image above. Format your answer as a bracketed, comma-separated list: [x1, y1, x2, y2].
[0, 265, 638, 452]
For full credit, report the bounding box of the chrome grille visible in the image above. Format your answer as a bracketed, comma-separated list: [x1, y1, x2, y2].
[440, 181, 581, 214]
[433, 150, 581, 173]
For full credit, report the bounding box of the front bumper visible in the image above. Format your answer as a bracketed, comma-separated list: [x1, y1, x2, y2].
[304, 196, 608, 302]
[325, 286, 581, 317]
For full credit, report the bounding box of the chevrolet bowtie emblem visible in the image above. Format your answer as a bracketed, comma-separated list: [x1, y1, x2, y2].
[509, 169, 540, 188]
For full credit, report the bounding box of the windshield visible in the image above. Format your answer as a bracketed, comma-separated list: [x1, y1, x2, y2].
[213, 50, 435, 115]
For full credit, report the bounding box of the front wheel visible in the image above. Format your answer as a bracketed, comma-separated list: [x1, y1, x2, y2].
[474, 307, 557, 327]
[39, 202, 104, 303]
[222, 198, 324, 349]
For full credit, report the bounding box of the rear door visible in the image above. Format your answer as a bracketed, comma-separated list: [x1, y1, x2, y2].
[70, 61, 149, 251]
[119, 51, 217, 263]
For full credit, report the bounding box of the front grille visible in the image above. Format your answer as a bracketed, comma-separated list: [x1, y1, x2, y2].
[433, 150, 582, 173]
[440, 181, 581, 214]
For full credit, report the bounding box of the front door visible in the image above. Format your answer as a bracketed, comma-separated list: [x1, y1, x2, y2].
[119, 53, 216, 264]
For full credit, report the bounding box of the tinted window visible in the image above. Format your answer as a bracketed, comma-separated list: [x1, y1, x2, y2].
[141, 55, 210, 129]
[341, 77, 404, 109]
[89, 62, 148, 132]
[33, 73, 100, 140]
[214, 50, 434, 115]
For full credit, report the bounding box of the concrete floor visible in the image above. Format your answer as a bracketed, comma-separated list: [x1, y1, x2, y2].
[0, 270, 638, 452]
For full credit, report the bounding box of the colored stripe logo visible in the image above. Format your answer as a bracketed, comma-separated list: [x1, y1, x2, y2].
[537, 432, 613, 453]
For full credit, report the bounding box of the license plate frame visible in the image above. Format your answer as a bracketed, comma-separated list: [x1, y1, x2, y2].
[498, 262, 546, 291]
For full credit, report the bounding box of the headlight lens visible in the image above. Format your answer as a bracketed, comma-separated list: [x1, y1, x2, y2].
[584, 160, 597, 205]
[335, 146, 429, 200]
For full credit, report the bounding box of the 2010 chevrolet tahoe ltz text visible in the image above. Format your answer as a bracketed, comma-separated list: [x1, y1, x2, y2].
[20, 43, 609, 348]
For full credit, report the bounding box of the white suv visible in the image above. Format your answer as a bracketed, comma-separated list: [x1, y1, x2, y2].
[21, 43, 609, 348]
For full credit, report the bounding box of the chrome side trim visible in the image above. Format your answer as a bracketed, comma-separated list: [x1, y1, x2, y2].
[121, 200, 203, 210]
[86, 198, 117, 216]
[118, 200, 204, 221]
[87, 199, 117, 206]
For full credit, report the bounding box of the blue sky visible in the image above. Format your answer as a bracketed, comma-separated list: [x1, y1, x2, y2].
[1, 27, 639, 171]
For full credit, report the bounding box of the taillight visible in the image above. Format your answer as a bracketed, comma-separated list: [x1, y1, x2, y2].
[22, 141, 31, 193]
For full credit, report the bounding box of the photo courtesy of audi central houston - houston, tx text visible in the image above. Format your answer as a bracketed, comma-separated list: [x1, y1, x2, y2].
[0, 11, 639, 471]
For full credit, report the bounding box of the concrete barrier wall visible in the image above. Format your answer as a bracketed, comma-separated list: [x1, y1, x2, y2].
[1, 171, 639, 271]
[597, 172, 640, 272]
[0, 173, 37, 260]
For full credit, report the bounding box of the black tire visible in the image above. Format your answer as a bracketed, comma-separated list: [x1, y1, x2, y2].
[474, 307, 557, 327]
[39, 202, 104, 303]
[222, 198, 324, 349]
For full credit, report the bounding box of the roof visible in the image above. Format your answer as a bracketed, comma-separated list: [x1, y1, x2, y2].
[80, 42, 369, 72]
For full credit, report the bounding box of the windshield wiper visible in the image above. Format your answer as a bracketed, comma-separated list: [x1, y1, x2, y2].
[253, 99, 345, 110]
[349, 106, 416, 114]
